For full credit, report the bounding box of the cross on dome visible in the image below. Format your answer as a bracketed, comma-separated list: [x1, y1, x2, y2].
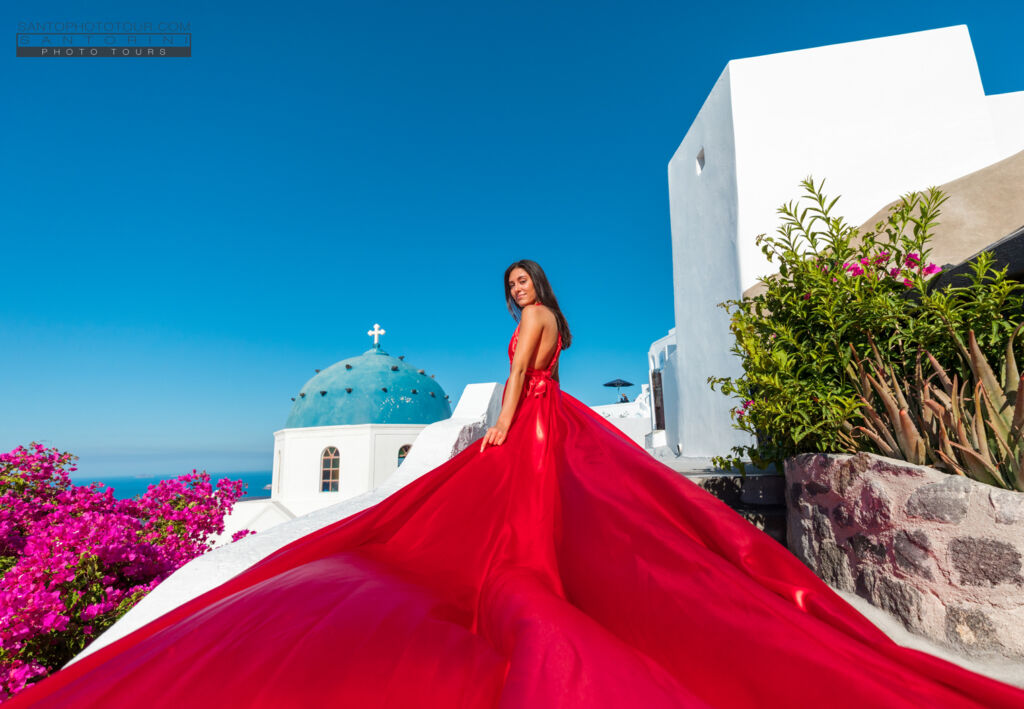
[367, 323, 386, 348]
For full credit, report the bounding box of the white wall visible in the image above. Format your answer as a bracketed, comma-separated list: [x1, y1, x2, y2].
[372, 431, 421, 488]
[647, 330, 680, 453]
[271, 423, 425, 515]
[987, 92, 1024, 158]
[214, 499, 294, 547]
[667, 65, 751, 457]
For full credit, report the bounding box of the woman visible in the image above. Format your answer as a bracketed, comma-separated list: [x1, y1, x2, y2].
[478, 259, 568, 452]
[13, 261, 1024, 708]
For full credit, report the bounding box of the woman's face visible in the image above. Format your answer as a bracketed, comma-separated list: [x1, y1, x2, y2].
[508, 267, 538, 308]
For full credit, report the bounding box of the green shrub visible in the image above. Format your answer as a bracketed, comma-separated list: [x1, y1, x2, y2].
[710, 178, 1024, 474]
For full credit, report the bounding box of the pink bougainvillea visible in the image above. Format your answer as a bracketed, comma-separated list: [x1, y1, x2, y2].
[736, 399, 754, 419]
[835, 250, 940, 287]
[0, 444, 250, 700]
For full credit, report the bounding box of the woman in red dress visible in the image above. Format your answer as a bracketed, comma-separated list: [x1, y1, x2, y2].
[12, 260, 1024, 707]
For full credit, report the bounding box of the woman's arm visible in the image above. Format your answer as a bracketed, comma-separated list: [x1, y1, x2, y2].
[479, 307, 545, 451]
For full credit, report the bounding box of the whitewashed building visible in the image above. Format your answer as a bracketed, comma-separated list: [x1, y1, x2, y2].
[651, 25, 1024, 459]
[219, 325, 452, 539]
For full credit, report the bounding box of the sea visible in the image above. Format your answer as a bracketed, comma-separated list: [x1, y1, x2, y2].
[69, 471, 274, 501]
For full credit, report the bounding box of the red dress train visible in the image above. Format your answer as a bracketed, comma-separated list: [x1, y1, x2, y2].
[12, 326, 1024, 708]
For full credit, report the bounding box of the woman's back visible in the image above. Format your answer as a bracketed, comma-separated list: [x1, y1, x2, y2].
[511, 303, 560, 373]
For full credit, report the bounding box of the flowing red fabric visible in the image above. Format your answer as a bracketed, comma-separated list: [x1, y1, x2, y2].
[13, 326, 1024, 708]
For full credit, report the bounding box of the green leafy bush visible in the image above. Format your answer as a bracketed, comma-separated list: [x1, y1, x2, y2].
[710, 178, 1024, 475]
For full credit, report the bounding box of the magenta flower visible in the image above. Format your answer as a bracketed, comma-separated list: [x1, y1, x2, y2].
[889, 267, 901, 278]
[902, 278, 914, 287]
[736, 399, 754, 419]
[922, 263, 942, 276]
[0, 444, 251, 700]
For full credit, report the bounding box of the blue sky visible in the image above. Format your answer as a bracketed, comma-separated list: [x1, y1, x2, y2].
[2, 1, 1021, 480]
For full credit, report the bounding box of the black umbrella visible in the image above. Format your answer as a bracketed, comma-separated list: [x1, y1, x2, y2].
[603, 378, 635, 401]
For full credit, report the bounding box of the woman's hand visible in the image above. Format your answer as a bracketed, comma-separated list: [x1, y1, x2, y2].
[479, 421, 510, 452]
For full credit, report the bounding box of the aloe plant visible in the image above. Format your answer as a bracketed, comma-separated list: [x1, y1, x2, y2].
[846, 325, 1024, 491]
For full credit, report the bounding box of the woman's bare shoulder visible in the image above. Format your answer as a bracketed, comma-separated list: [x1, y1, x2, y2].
[523, 302, 556, 323]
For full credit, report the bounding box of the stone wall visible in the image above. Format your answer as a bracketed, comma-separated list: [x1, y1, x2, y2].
[690, 472, 787, 547]
[786, 452, 1024, 660]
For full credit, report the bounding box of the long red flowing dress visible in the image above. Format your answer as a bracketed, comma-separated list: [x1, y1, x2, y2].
[12, 321, 1024, 708]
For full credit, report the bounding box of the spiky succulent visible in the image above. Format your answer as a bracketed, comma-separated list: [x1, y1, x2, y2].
[845, 325, 1024, 491]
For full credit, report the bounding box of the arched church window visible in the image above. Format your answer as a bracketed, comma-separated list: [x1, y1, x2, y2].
[321, 447, 340, 492]
[397, 444, 411, 467]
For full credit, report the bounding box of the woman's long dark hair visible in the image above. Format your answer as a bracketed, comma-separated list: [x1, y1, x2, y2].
[503, 260, 572, 350]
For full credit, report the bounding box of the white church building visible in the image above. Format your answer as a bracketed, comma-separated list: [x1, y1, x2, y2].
[220, 325, 453, 539]
[647, 25, 1024, 459]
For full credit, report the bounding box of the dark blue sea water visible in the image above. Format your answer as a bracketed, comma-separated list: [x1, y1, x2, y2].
[69, 471, 273, 501]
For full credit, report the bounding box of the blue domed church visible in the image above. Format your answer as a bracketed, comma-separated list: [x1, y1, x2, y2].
[270, 324, 452, 516]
